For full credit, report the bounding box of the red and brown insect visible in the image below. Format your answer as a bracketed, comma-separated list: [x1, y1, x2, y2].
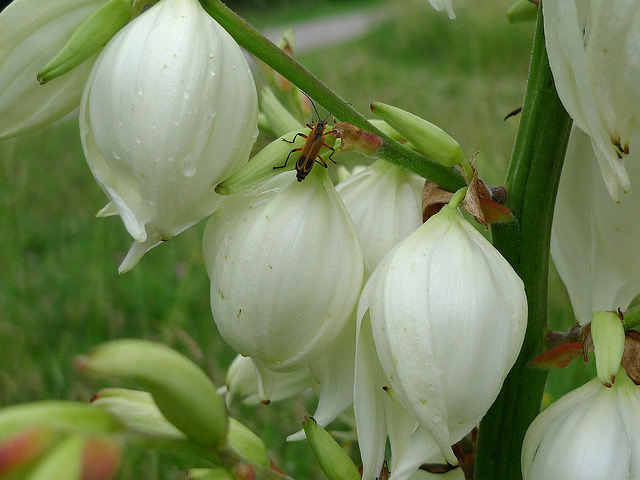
[274, 94, 347, 182]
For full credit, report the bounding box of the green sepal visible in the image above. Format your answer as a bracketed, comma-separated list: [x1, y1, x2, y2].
[37, 0, 134, 84]
[591, 311, 625, 387]
[260, 86, 303, 137]
[216, 128, 335, 195]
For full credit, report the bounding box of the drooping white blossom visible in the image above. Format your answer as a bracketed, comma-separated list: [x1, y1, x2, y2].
[356, 200, 527, 480]
[80, 0, 258, 272]
[551, 127, 640, 324]
[203, 168, 363, 384]
[0, 0, 104, 139]
[543, 0, 640, 199]
[522, 368, 640, 480]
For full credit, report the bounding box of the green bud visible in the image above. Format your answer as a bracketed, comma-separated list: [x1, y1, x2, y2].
[370, 102, 464, 167]
[0, 401, 120, 442]
[227, 418, 270, 468]
[188, 467, 235, 480]
[75, 340, 228, 447]
[590, 311, 625, 387]
[302, 415, 360, 480]
[26, 436, 85, 480]
[506, 0, 538, 24]
[366, 118, 404, 141]
[37, 0, 133, 84]
[91, 388, 185, 440]
[260, 86, 304, 137]
[215, 128, 335, 195]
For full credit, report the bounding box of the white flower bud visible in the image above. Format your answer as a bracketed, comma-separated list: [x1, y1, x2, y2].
[358, 202, 527, 468]
[543, 0, 640, 199]
[0, 0, 104, 139]
[80, 0, 258, 272]
[203, 168, 363, 372]
[336, 160, 423, 274]
[551, 127, 640, 324]
[522, 368, 640, 480]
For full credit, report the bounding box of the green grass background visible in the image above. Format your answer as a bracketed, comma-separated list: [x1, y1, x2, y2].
[0, 0, 594, 478]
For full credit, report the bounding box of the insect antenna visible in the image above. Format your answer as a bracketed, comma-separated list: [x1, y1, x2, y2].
[300, 91, 351, 123]
[323, 100, 351, 123]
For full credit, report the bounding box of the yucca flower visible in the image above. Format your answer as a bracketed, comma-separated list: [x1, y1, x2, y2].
[203, 168, 363, 396]
[544, 0, 640, 199]
[551, 127, 640, 324]
[80, 0, 258, 272]
[356, 198, 527, 480]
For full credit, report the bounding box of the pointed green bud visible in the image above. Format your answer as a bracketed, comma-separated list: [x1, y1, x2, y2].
[302, 415, 360, 480]
[227, 418, 270, 468]
[37, 0, 133, 84]
[26, 435, 85, 480]
[370, 102, 464, 167]
[0, 401, 120, 442]
[260, 86, 303, 137]
[75, 340, 228, 447]
[506, 0, 538, 24]
[215, 128, 335, 195]
[188, 467, 235, 480]
[590, 311, 625, 387]
[91, 388, 185, 440]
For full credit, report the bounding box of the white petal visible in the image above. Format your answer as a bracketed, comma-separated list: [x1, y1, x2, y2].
[551, 127, 640, 324]
[0, 0, 101, 138]
[354, 313, 387, 480]
[204, 169, 363, 371]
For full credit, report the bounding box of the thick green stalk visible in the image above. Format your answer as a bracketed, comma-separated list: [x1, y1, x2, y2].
[198, 0, 465, 191]
[474, 10, 572, 480]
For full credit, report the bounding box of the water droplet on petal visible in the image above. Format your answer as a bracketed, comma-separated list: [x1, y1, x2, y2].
[181, 156, 196, 177]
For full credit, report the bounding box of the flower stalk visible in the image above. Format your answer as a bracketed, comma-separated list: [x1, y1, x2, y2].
[197, 0, 466, 191]
[474, 9, 572, 480]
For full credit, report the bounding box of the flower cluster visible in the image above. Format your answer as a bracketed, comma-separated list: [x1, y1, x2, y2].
[8, 0, 640, 479]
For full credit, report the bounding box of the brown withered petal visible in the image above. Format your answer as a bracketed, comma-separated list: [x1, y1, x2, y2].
[461, 169, 487, 227]
[422, 180, 452, 222]
[621, 330, 640, 385]
[582, 322, 593, 361]
[332, 121, 382, 155]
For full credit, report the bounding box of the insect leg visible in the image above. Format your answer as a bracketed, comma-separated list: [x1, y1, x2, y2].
[315, 154, 329, 168]
[321, 143, 338, 164]
[282, 132, 308, 144]
[274, 148, 302, 170]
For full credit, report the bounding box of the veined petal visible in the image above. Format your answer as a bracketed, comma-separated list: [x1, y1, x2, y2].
[204, 168, 363, 371]
[363, 205, 527, 467]
[354, 312, 387, 480]
[0, 0, 103, 138]
[551, 127, 640, 324]
[81, 0, 258, 270]
[287, 317, 356, 441]
[522, 370, 640, 480]
[337, 160, 423, 274]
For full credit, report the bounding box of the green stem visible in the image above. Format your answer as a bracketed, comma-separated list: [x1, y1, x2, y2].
[474, 9, 572, 480]
[198, 0, 465, 191]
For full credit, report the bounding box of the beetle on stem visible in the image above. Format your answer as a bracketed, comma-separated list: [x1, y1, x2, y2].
[274, 93, 347, 182]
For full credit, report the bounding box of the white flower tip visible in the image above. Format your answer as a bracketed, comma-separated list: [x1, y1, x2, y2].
[95, 202, 118, 218]
[118, 235, 163, 273]
[286, 429, 306, 442]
